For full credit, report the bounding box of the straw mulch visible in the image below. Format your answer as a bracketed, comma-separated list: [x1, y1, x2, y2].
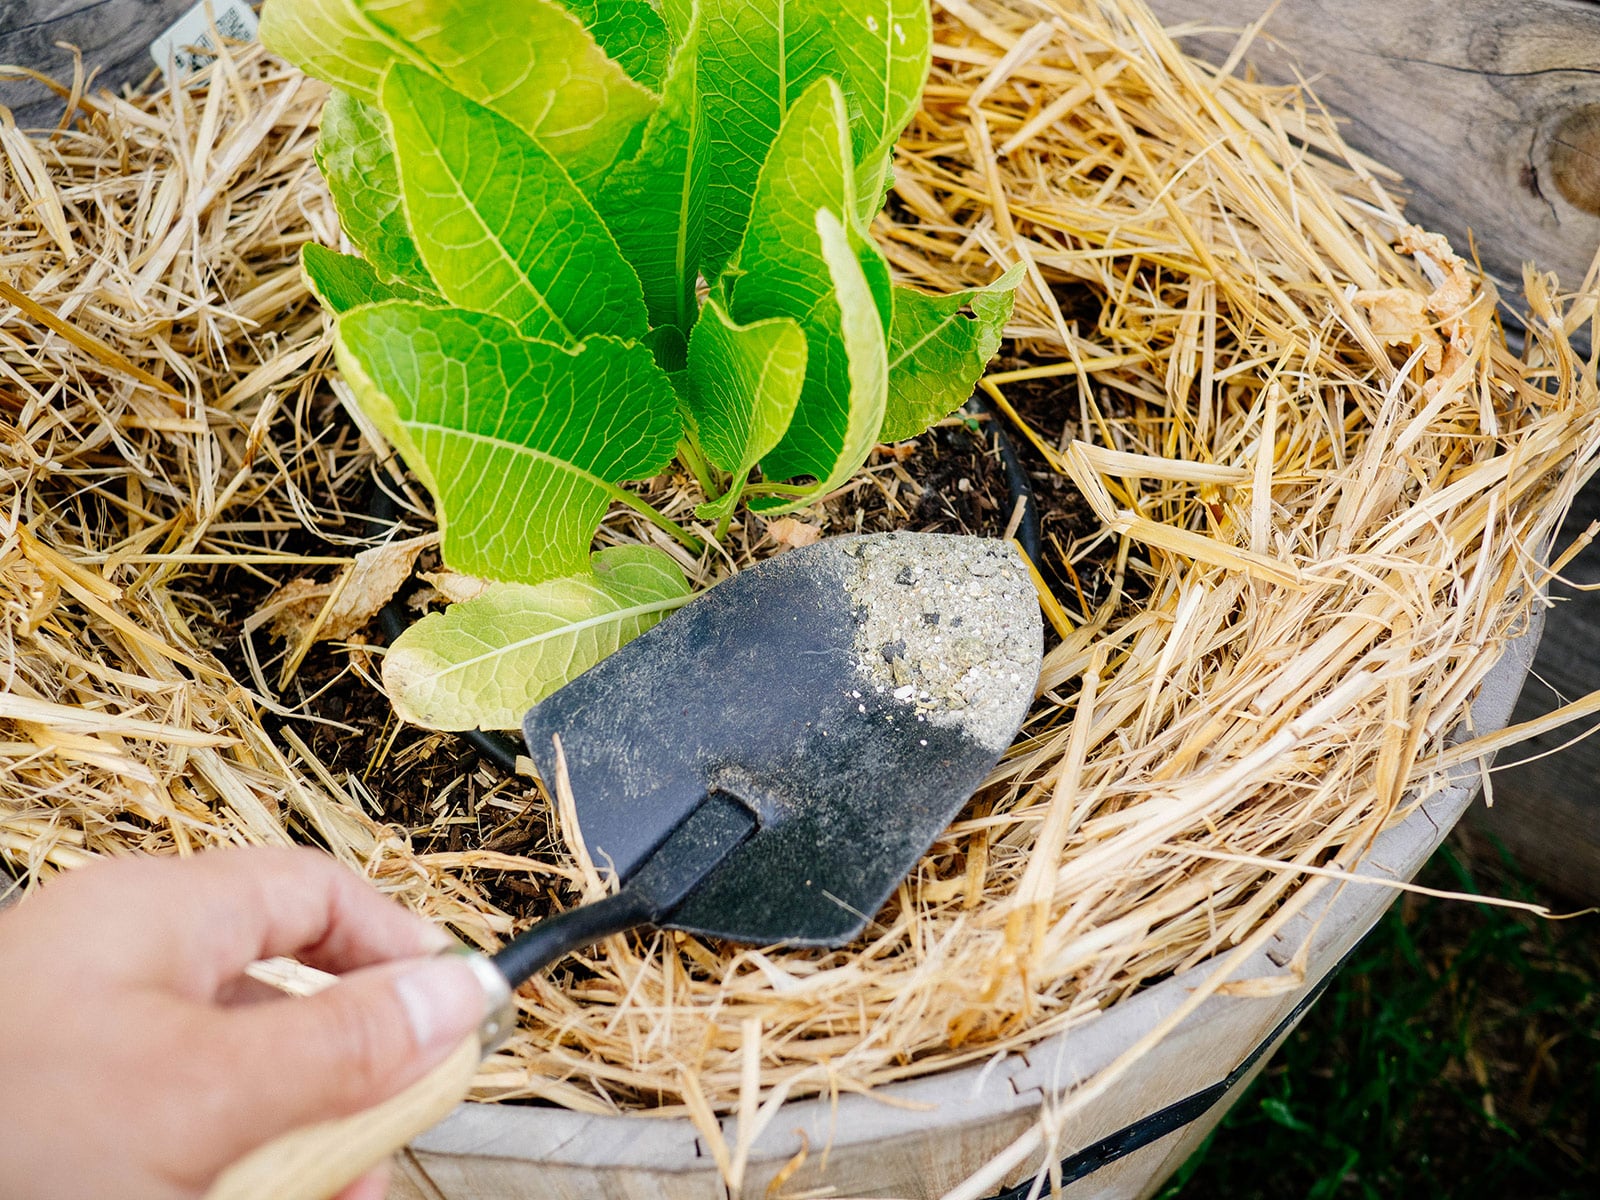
[3, 0, 1598, 1166]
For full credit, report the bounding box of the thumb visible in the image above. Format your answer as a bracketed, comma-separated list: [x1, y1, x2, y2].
[216, 953, 491, 1146]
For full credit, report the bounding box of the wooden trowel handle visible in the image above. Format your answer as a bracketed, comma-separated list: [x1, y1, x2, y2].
[206, 1032, 480, 1200]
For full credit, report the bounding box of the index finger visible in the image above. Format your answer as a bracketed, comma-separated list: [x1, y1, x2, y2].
[44, 848, 451, 997]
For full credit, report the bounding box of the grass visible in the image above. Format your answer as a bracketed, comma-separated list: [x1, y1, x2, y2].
[1162, 834, 1598, 1199]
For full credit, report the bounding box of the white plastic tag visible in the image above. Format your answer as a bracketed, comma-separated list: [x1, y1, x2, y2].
[148, 0, 261, 79]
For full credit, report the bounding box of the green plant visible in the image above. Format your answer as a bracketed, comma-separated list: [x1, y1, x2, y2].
[261, 0, 1020, 731]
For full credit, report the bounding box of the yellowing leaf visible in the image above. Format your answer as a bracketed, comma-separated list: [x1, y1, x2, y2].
[383, 544, 691, 730]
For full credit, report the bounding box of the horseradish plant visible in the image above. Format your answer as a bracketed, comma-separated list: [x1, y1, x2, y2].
[262, 0, 1020, 730]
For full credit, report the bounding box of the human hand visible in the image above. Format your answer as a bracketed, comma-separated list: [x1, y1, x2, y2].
[0, 847, 491, 1200]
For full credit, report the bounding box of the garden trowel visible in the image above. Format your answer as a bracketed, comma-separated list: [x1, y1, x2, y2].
[209, 531, 1043, 1200]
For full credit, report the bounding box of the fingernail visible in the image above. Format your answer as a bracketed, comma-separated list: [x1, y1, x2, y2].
[391, 955, 489, 1050]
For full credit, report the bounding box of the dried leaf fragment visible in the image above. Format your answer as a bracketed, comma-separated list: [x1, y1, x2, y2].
[1398, 225, 1477, 341]
[1353, 287, 1444, 372]
[264, 535, 435, 645]
[418, 569, 491, 605]
[765, 517, 823, 550]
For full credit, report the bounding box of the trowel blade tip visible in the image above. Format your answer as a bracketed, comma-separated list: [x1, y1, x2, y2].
[832, 532, 1043, 753]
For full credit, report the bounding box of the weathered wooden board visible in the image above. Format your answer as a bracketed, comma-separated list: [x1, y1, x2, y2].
[0, 0, 193, 126]
[390, 1155, 446, 1200]
[1469, 483, 1600, 901]
[1144, 0, 1600, 297]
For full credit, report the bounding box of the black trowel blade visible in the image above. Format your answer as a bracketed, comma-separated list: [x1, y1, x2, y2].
[522, 532, 1043, 948]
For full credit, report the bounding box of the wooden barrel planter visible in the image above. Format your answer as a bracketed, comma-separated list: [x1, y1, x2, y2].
[2, 4, 1597, 1200]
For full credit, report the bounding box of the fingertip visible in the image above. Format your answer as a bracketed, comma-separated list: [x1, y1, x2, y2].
[416, 923, 458, 956]
[193, 846, 449, 979]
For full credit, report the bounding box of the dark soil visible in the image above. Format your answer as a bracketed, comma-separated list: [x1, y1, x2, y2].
[996, 355, 1136, 612]
[833, 412, 1018, 542]
[194, 389, 549, 866]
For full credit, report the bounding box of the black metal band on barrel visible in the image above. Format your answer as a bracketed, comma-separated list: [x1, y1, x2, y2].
[987, 940, 1361, 1198]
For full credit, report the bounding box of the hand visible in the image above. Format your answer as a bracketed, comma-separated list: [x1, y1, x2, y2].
[0, 847, 491, 1200]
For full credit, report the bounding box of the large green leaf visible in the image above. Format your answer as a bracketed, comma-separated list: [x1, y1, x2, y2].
[556, 0, 671, 92]
[726, 79, 888, 499]
[259, 0, 657, 188]
[696, 0, 930, 274]
[300, 243, 430, 314]
[381, 64, 648, 346]
[336, 301, 680, 583]
[852, 222, 895, 337]
[751, 209, 888, 512]
[696, 0, 836, 275]
[880, 265, 1024, 442]
[684, 298, 807, 520]
[383, 543, 691, 731]
[829, 1, 931, 223]
[727, 78, 855, 327]
[316, 91, 435, 292]
[660, 0, 695, 46]
[594, 11, 709, 334]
